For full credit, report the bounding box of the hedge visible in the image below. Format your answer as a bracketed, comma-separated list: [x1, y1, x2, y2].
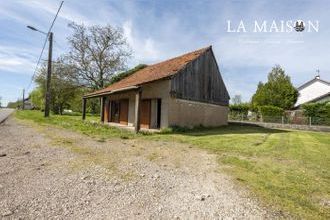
[302, 102, 330, 125]
[258, 105, 283, 122]
[229, 103, 250, 120]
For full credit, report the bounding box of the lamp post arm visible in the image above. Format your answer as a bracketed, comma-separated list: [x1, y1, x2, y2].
[27, 25, 48, 35]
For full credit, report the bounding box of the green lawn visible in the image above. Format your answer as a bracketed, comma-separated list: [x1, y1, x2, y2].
[15, 110, 330, 219]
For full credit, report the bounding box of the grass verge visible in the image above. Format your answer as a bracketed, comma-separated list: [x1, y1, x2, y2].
[15, 110, 135, 139]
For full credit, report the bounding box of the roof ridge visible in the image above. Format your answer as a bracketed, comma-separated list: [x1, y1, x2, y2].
[105, 46, 210, 87]
[84, 45, 212, 98]
[297, 77, 330, 90]
[147, 45, 211, 68]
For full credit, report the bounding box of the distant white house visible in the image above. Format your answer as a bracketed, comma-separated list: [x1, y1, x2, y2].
[21, 97, 34, 110]
[295, 75, 330, 107]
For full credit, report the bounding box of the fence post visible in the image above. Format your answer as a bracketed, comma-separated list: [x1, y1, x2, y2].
[281, 116, 284, 125]
[309, 117, 312, 126]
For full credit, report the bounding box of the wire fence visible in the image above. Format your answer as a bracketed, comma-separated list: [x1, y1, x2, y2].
[229, 114, 330, 127]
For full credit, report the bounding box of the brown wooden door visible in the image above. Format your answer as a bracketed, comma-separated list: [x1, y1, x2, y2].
[104, 99, 109, 122]
[140, 99, 151, 129]
[119, 99, 129, 125]
[110, 101, 120, 123]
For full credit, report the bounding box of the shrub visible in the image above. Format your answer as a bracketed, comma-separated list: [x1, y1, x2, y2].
[229, 103, 250, 120]
[258, 105, 283, 123]
[302, 102, 330, 125]
[302, 102, 329, 117]
[259, 105, 284, 116]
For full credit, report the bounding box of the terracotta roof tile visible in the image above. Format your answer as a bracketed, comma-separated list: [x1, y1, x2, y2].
[85, 46, 211, 97]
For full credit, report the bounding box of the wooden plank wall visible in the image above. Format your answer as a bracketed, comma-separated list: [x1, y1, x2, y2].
[170, 49, 230, 106]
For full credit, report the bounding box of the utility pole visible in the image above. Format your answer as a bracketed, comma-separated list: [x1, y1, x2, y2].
[27, 1, 62, 117]
[44, 32, 53, 117]
[22, 89, 25, 110]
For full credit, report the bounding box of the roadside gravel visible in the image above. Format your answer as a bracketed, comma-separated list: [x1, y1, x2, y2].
[0, 117, 280, 219]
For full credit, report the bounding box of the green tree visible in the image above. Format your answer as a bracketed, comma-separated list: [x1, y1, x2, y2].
[251, 65, 298, 109]
[35, 58, 81, 114]
[30, 88, 44, 110]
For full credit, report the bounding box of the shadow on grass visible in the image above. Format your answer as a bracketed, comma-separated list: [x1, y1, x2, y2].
[160, 123, 290, 137]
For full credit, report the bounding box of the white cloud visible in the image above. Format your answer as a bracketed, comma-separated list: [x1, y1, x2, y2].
[123, 20, 160, 64]
[0, 7, 34, 25]
[0, 45, 37, 74]
[0, 57, 35, 74]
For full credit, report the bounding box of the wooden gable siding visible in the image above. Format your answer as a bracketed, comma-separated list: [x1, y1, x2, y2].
[170, 48, 229, 106]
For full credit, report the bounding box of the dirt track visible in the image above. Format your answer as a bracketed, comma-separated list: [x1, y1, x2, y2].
[0, 117, 278, 219]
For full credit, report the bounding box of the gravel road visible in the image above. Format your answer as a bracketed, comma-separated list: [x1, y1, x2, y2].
[0, 117, 280, 219]
[0, 108, 14, 124]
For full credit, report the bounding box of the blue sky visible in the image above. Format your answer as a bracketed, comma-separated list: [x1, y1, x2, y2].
[0, 0, 329, 106]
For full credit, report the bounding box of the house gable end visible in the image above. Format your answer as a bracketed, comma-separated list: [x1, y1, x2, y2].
[297, 78, 330, 91]
[295, 79, 330, 107]
[170, 48, 229, 106]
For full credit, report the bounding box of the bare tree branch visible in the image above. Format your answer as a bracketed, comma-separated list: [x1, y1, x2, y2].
[67, 22, 131, 90]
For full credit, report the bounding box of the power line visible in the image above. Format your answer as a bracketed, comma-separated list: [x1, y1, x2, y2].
[47, 1, 64, 35]
[25, 35, 48, 92]
[25, 1, 64, 93]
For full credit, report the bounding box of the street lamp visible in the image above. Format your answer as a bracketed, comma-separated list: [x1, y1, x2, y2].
[27, 25, 53, 117]
[27, 25, 48, 35]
